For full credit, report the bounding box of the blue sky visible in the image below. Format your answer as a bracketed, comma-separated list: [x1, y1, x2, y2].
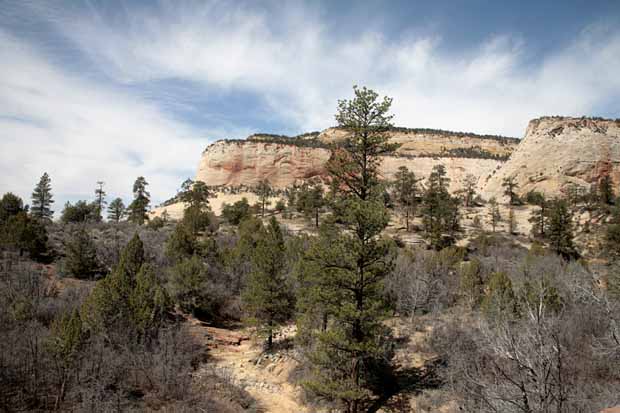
[1, 0, 619, 210]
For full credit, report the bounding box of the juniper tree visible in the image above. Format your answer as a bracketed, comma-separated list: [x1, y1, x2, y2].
[392, 166, 419, 231]
[502, 175, 519, 205]
[0, 192, 24, 223]
[31, 172, 54, 221]
[242, 217, 291, 349]
[128, 176, 150, 225]
[301, 86, 398, 412]
[462, 174, 478, 207]
[488, 197, 501, 233]
[94, 181, 106, 221]
[107, 198, 126, 222]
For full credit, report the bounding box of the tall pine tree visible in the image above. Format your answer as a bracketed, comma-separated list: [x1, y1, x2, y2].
[107, 198, 126, 222]
[128, 176, 150, 225]
[301, 86, 397, 412]
[94, 181, 106, 221]
[392, 166, 419, 231]
[31, 172, 54, 221]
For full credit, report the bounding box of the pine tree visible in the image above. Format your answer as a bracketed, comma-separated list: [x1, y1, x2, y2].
[296, 182, 325, 227]
[462, 174, 478, 207]
[599, 174, 614, 205]
[459, 258, 484, 308]
[242, 217, 291, 349]
[107, 198, 126, 222]
[481, 271, 519, 319]
[421, 165, 459, 248]
[128, 176, 150, 225]
[301, 86, 398, 412]
[502, 175, 519, 205]
[528, 192, 548, 237]
[0, 192, 25, 223]
[64, 226, 99, 279]
[488, 197, 501, 233]
[94, 181, 106, 221]
[392, 166, 419, 231]
[546, 199, 576, 258]
[254, 180, 272, 217]
[31, 172, 54, 221]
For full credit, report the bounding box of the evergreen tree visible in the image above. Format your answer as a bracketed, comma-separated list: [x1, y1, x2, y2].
[528, 192, 548, 237]
[599, 174, 614, 205]
[301, 86, 398, 412]
[0, 192, 25, 223]
[488, 197, 501, 233]
[128, 176, 150, 225]
[421, 165, 459, 248]
[94, 181, 106, 221]
[481, 271, 519, 319]
[254, 179, 272, 217]
[64, 227, 99, 279]
[546, 199, 576, 258]
[1, 211, 48, 260]
[459, 258, 484, 308]
[179, 179, 211, 209]
[242, 217, 291, 349]
[392, 166, 419, 231]
[61, 200, 99, 223]
[462, 174, 478, 207]
[222, 198, 251, 225]
[296, 182, 325, 227]
[502, 175, 519, 205]
[168, 255, 215, 317]
[107, 198, 126, 222]
[31, 172, 54, 221]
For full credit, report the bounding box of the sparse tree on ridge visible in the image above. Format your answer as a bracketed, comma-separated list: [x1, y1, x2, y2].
[32, 172, 54, 221]
[462, 174, 478, 207]
[502, 175, 519, 205]
[128, 176, 150, 225]
[254, 179, 272, 218]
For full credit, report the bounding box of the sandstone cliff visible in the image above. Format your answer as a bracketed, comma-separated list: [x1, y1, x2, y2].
[195, 127, 519, 192]
[482, 117, 620, 199]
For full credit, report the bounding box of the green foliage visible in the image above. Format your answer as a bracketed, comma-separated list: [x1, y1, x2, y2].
[82, 234, 170, 338]
[179, 179, 211, 210]
[459, 259, 484, 307]
[48, 309, 83, 365]
[421, 165, 460, 248]
[275, 199, 286, 213]
[502, 175, 520, 205]
[546, 199, 576, 258]
[64, 226, 99, 279]
[94, 181, 107, 220]
[301, 86, 398, 412]
[481, 271, 519, 319]
[168, 255, 214, 317]
[147, 216, 165, 230]
[222, 197, 251, 225]
[254, 180, 272, 217]
[528, 193, 548, 237]
[242, 217, 292, 348]
[31, 172, 54, 221]
[181, 205, 212, 235]
[392, 166, 419, 231]
[462, 174, 478, 207]
[128, 176, 150, 225]
[0, 192, 25, 223]
[165, 223, 198, 262]
[1, 211, 49, 261]
[488, 197, 501, 233]
[61, 200, 100, 223]
[598, 174, 614, 205]
[107, 197, 126, 222]
[296, 182, 325, 227]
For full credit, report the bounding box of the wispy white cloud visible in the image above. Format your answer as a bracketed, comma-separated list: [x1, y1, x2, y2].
[1, 1, 619, 212]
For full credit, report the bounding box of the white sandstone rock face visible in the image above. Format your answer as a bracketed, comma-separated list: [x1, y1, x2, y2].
[195, 128, 518, 192]
[482, 117, 620, 200]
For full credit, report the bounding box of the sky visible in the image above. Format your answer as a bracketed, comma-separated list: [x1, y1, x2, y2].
[1, 0, 619, 211]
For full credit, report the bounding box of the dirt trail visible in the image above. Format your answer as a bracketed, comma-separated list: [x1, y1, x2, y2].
[189, 321, 310, 413]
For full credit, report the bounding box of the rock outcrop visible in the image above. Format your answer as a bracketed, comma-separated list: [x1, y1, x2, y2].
[482, 117, 620, 199]
[196, 127, 518, 192]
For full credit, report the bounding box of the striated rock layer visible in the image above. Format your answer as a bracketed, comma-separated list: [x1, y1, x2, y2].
[196, 128, 518, 193]
[482, 117, 620, 199]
